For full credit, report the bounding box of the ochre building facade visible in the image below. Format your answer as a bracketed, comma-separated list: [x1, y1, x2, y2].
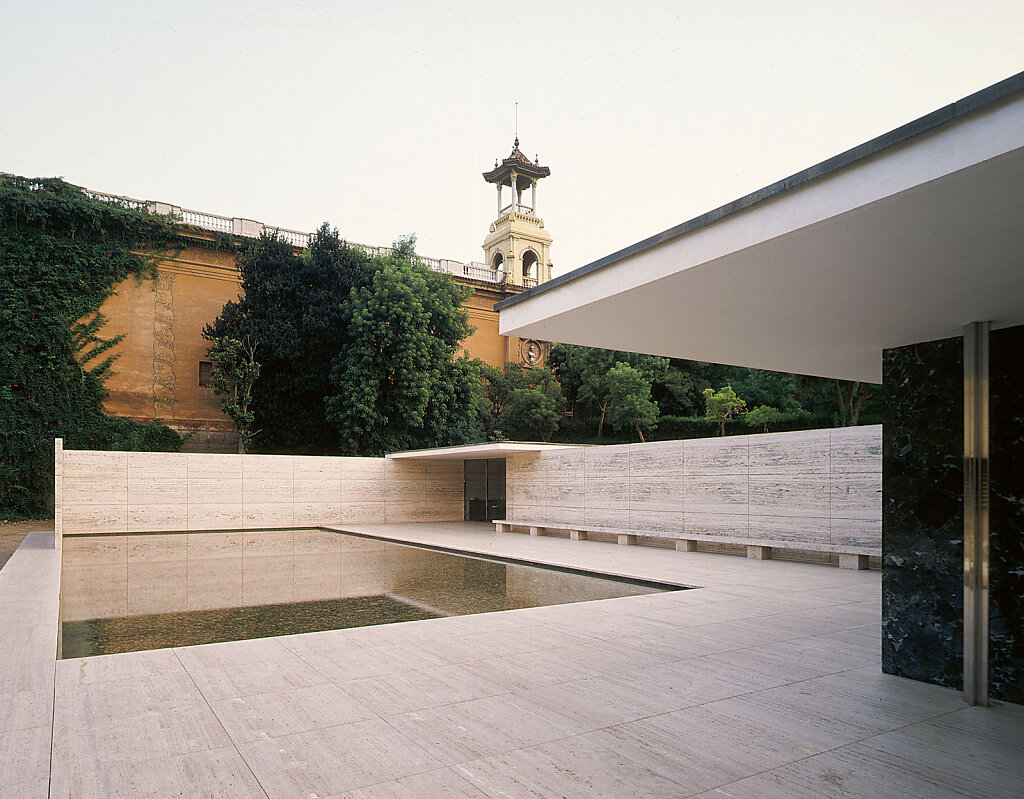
[94, 140, 555, 451]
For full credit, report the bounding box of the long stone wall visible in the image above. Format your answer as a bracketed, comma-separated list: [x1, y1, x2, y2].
[55, 446, 463, 543]
[506, 426, 882, 552]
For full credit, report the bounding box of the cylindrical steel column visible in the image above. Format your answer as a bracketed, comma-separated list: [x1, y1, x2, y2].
[963, 321, 990, 707]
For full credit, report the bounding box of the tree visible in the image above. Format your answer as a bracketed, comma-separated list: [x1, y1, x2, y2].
[206, 336, 261, 453]
[500, 367, 565, 441]
[653, 363, 709, 416]
[549, 344, 667, 437]
[204, 227, 351, 452]
[605, 362, 659, 442]
[476, 362, 525, 439]
[206, 226, 483, 455]
[833, 380, 875, 426]
[742, 404, 785, 433]
[478, 362, 564, 441]
[703, 386, 747, 436]
[325, 240, 481, 454]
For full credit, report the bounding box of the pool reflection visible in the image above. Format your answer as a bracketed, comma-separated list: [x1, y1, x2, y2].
[60, 529, 670, 657]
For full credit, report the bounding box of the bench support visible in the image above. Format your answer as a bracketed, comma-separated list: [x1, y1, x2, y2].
[838, 553, 869, 570]
[569, 529, 588, 541]
[747, 545, 773, 560]
[617, 533, 637, 546]
[495, 522, 510, 533]
[529, 526, 544, 537]
[675, 539, 697, 552]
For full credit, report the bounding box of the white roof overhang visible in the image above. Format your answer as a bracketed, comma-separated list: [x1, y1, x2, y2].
[385, 442, 577, 460]
[497, 73, 1024, 383]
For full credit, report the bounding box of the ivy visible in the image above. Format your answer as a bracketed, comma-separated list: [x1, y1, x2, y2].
[0, 175, 185, 519]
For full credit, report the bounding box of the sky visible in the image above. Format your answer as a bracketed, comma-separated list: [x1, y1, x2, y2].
[3, 1, 1023, 275]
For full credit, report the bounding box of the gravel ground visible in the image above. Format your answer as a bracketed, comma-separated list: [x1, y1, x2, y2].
[0, 519, 53, 570]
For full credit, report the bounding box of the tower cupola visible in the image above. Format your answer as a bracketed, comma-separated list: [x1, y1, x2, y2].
[481, 139, 553, 288]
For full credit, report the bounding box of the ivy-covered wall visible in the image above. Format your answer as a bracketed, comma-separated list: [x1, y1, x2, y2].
[0, 176, 183, 519]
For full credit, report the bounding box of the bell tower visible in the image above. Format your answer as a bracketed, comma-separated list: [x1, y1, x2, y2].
[482, 139, 553, 288]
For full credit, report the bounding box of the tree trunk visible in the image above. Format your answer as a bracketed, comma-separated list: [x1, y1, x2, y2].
[851, 384, 873, 425]
[636, 420, 645, 443]
[597, 402, 607, 436]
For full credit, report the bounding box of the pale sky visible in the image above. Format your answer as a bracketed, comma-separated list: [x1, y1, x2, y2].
[3, 1, 1023, 274]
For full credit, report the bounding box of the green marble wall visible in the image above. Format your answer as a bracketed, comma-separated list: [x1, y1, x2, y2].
[882, 337, 964, 690]
[882, 325, 1024, 704]
[989, 325, 1024, 703]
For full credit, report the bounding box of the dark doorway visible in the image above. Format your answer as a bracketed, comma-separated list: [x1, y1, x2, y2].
[464, 459, 506, 521]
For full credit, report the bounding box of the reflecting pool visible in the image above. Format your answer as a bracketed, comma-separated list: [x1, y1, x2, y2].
[60, 528, 678, 657]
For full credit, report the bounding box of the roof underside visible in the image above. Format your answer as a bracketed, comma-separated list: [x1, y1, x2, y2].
[497, 73, 1024, 384]
[386, 442, 576, 460]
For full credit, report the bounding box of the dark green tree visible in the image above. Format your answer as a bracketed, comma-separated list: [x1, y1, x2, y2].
[206, 336, 261, 453]
[205, 224, 370, 452]
[653, 362, 710, 416]
[0, 175, 182, 518]
[500, 367, 565, 441]
[477, 362, 564, 441]
[206, 226, 482, 456]
[605, 362, 660, 442]
[549, 344, 668, 437]
[326, 240, 481, 454]
[833, 380, 876, 426]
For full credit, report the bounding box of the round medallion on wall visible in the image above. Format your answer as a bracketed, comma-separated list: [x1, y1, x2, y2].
[523, 339, 543, 366]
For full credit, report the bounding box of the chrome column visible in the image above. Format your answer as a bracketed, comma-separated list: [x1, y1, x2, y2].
[963, 321, 990, 707]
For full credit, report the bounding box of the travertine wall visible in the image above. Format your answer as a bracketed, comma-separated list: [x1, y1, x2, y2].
[506, 426, 882, 551]
[59, 529, 399, 621]
[56, 446, 462, 538]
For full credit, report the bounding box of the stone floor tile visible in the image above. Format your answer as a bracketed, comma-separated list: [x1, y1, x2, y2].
[589, 702, 833, 792]
[174, 636, 297, 671]
[55, 671, 208, 720]
[514, 666, 747, 732]
[615, 627, 745, 661]
[52, 699, 231, 765]
[382, 694, 579, 763]
[453, 734, 688, 799]
[239, 717, 441, 798]
[706, 745, 1005, 799]
[49, 745, 268, 799]
[0, 658, 55, 694]
[0, 689, 53, 733]
[56, 648, 184, 687]
[332, 767, 488, 798]
[210, 683, 376, 743]
[0, 725, 52, 788]
[300, 642, 449, 682]
[341, 662, 510, 716]
[534, 611, 680, 642]
[182, 654, 332, 701]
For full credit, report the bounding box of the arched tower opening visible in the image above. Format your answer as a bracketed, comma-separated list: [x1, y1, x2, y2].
[522, 250, 539, 285]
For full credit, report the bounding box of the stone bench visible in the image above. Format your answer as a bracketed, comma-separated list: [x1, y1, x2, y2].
[493, 519, 875, 570]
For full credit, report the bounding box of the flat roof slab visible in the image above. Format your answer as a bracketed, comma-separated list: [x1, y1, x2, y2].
[498, 73, 1024, 382]
[386, 442, 578, 460]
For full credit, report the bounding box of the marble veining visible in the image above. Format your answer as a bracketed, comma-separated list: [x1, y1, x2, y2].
[881, 337, 964, 690]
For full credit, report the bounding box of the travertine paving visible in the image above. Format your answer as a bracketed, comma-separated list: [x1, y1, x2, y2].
[4, 524, 1023, 797]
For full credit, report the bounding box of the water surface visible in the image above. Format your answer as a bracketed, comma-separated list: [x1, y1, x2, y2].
[60, 528, 676, 657]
